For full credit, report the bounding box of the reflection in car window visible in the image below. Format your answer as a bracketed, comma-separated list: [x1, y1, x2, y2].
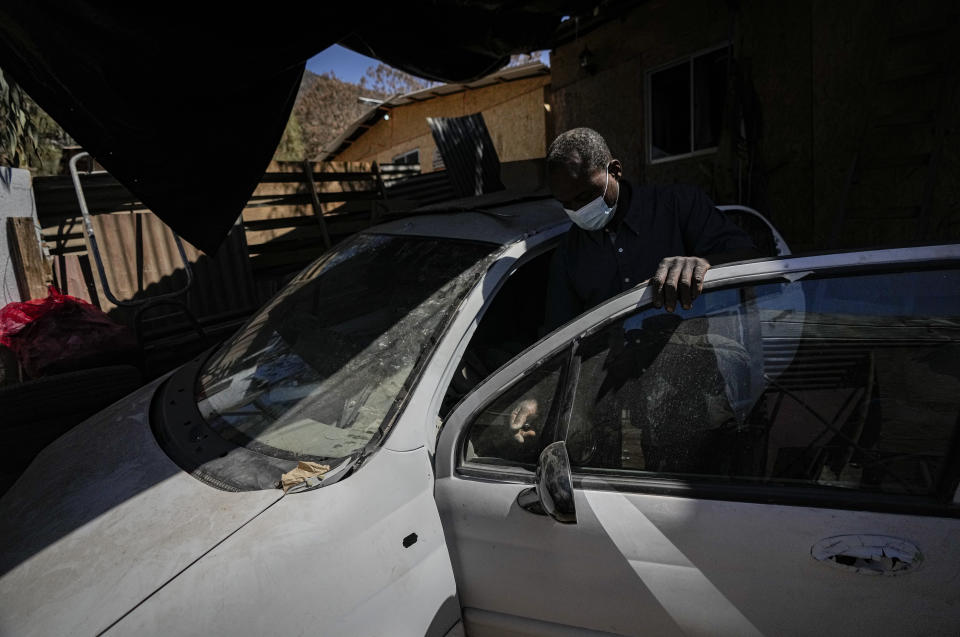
[442, 248, 556, 417]
[464, 352, 567, 468]
[196, 234, 497, 461]
[568, 269, 960, 498]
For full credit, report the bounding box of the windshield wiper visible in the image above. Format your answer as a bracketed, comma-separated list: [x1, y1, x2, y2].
[283, 452, 361, 494]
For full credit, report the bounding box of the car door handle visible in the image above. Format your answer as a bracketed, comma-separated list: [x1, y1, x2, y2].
[811, 535, 922, 575]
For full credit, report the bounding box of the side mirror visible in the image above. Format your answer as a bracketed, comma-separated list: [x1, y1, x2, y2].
[516, 441, 577, 524]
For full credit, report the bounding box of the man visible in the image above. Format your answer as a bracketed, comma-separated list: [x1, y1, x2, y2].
[508, 127, 756, 442]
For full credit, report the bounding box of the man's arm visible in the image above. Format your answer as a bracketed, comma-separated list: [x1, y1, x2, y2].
[650, 187, 758, 312]
[681, 187, 756, 257]
[543, 244, 584, 334]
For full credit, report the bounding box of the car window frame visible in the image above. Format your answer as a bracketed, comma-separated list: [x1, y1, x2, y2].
[460, 342, 576, 473]
[423, 230, 568, 443]
[436, 244, 960, 517]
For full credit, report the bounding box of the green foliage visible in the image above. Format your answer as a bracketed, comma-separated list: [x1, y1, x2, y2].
[273, 63, 435, 161]
[276, 71, 389, 161]
[274, 110, 306, 161]
[0, 68, 39, 168]
[360, 64, 433, 96]
[0, 68, 73, 173]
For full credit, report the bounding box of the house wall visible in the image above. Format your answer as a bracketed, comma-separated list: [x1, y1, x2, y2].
[549, 0, 959, 252]
[334, 75, 551, 173]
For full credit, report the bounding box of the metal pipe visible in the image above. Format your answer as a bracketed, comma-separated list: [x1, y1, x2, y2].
[68, 151, 195, 307]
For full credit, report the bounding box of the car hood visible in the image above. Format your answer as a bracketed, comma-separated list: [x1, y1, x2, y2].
[0, 376, 283, 637]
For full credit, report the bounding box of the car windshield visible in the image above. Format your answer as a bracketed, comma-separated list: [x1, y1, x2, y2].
[196, 233, 498, 461]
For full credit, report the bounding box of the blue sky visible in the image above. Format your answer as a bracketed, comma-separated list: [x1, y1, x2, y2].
[306, 45, 383, 84]
[306, 45, 549, 85]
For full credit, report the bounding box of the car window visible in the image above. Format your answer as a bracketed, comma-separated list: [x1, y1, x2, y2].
[463, 349, 568, 469]
[195, 233, 498, 462]
[566, 268, 960, 499]
[441, 247, 556, 417]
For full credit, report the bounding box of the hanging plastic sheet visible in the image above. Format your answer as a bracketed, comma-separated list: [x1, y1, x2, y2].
[0, 3, 561, 253]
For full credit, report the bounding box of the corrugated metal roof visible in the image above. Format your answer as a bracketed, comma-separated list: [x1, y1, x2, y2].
[322, 61, 549, 160]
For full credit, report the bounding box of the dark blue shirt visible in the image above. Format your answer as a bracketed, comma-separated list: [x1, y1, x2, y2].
[545, 181, 754, 331]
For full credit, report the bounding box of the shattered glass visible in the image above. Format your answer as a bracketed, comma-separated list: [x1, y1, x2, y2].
[197, 233, 497, 461]
[568, 269, 960, 497]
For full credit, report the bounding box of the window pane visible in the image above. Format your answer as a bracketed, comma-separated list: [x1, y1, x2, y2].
[568, 287, 754, 472]
[693, 48, 728, 151]
[650, 62, 691, 159]
[392, 149, 420, 165]
[465, 352, 566, 468]
[568, 269, 960, 498]
[197, 235, 496, 461]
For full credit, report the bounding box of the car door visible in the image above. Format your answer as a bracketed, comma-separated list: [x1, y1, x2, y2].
[435, 244, 960, 637]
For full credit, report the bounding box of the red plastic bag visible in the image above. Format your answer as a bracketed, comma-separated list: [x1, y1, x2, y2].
[0, 286, 137, 378]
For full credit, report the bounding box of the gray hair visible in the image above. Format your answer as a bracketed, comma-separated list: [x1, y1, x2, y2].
[546, 127, 612, 175]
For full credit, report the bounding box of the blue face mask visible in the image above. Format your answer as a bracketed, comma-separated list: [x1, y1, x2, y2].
[564, 165, 618, 231]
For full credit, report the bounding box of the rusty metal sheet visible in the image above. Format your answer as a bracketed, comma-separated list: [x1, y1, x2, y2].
[85, 211, 257, 333]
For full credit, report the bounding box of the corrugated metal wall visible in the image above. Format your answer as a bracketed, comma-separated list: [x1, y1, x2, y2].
[34, 161, 445, 342]
[427, 113, 505, 197]
[87, 213, 256, 327]
[50, 213, 257, 337]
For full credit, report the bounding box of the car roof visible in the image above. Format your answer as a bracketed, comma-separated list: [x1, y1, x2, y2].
[367, 190, 570, 245]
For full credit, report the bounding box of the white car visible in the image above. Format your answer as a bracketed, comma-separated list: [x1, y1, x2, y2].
[1, 194, 959, 637]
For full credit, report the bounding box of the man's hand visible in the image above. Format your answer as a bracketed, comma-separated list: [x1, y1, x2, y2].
[650, 256, 710, 312]
[509, 398, 538, 443]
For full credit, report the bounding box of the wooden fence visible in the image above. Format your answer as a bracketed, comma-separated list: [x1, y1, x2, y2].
[241, 160, 420, 271]
[27, 160, 426, 340]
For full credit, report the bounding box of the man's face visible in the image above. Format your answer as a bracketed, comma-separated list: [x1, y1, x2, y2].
[547, 157, 622, 211]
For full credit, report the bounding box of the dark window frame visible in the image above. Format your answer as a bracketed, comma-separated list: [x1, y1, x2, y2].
[438, 239, 562, 421]
[645, 43, 730, 165]
[392, 148, 420, 166]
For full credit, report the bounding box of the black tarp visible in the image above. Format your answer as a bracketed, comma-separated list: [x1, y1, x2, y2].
[0, 2, 567, 253]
